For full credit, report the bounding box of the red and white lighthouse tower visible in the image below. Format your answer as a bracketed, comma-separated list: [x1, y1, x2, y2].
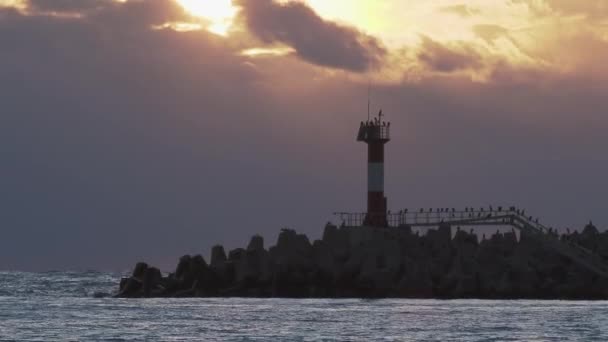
[357, 110, 390, 227]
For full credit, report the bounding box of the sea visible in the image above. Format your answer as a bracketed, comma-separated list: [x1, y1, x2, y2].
[0, 271, 607, 341]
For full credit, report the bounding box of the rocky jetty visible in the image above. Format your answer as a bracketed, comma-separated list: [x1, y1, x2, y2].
[116, 222, 608, 299]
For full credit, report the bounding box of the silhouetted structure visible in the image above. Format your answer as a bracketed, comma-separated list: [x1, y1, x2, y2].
[116, 115, 608, 299]
[342, 115, 608, 279]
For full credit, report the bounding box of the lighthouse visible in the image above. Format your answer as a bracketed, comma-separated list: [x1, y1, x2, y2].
[357, 110, 390, 227]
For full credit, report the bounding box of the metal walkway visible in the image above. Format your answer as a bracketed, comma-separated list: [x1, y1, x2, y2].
[335, 208, 608, 278]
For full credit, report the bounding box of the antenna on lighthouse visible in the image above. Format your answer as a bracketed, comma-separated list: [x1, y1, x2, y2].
[367, 80, 371, 121]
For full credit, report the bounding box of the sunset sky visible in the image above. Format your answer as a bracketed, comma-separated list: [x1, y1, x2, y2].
[2, 0, 608, 271]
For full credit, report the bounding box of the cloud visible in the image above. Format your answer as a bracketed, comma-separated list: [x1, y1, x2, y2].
[438, 4, 480, 17]
[0, 0, 271, 270]
[512, 0, 608, 19]
[550, 0, 608, 17]
[473, 24, 509, 44]
[91, 0, 191, 26]
[26, 0, 111, 13]
[20, 0, 191, 26]
[2, 0, 608, 271]
[417, 36, 482, 73]
[235, 0, 386, 72]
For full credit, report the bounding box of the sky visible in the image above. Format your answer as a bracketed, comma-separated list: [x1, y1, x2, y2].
[1, 0, 608, 271]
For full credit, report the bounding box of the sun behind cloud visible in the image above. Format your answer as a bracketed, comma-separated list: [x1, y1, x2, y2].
[176, 0, 238, 35]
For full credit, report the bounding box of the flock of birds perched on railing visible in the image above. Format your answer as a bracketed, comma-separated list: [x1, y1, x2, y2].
[333, 206, 577, 236]
[389, 206, 542, 224]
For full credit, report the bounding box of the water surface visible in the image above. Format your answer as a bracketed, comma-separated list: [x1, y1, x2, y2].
[0, 272, 606, 341]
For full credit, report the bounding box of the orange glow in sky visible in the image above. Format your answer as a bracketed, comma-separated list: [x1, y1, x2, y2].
[176, 0, 238, 35]
[174, 0, 531, 47]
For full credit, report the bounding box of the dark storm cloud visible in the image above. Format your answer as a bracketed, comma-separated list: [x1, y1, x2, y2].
[417, 36, 482, 72]
[235, 0, 386, 71]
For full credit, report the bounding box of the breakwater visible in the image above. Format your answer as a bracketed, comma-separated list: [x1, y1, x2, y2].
[116, 222, 608, 299]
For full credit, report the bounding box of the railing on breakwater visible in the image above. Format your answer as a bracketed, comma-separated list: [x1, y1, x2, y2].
[334, 207, 548, 230]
